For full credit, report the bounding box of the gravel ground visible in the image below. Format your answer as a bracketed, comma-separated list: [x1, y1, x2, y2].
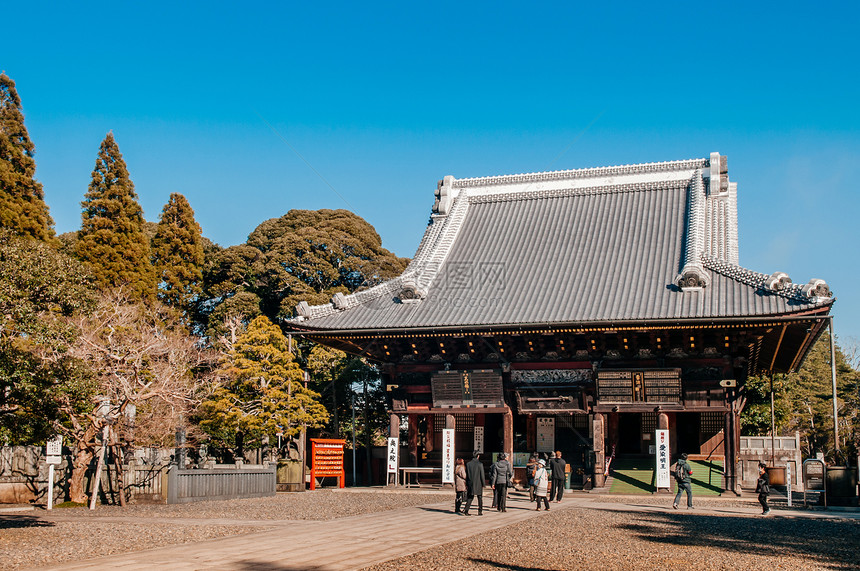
[0, 490, 449, 570]
[364, 497, 860, 571]
[46, 488, 451, 521]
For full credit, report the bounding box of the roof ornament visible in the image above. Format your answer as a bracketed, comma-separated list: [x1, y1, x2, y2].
[331, 292, 349, 310]
[801, 279, 832, 301]
[433, 175, 455, 215]
[676, 266, 710, 290]
[708, 152, 729, 195]
[295, 301, 311, 318]
[764, 272, 792, 292]
[397, 277, 427, 303]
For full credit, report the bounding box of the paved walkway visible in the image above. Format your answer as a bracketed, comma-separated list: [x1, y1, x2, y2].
[28, 491, 860, 571]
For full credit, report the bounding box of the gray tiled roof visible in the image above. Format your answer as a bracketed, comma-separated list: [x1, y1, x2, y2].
[291, 154, 832, 331]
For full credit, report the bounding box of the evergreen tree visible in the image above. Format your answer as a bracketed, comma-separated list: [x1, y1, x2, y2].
[198, 316, 328, 452]
[76, 132, 155, 298]
[151, 193, 204, 311]
[0, 73, 54, 241]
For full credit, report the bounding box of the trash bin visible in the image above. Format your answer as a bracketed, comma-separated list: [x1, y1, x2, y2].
[826, 466, 858, 507]
[277, 460, 304, 492]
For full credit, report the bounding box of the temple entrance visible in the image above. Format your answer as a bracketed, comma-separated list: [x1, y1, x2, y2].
[618, 413, 642, 455]
[676, 413, 700, 455]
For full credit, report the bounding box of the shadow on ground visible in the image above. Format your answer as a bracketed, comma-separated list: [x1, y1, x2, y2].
[0, 514, 54, 529]
[612, 509, 860, 569]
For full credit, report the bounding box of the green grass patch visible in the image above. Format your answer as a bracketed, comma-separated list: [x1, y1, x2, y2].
[53, 501, 87, 508]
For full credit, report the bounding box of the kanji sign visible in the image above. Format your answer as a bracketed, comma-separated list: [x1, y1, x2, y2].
[387, 437, 399, 474]
[442, 429, 455, 484]
[537, 417, 555, 452]
[473, 426, 484, 454]
[655, 429, 670, 488]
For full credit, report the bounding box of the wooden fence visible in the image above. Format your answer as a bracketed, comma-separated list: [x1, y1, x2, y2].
[165, 465, 276, 504]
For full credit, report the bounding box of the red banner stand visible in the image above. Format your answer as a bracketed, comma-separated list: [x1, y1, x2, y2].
[310, 438, 346, 490]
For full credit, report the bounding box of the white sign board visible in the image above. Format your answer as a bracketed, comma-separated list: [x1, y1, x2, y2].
[537, 417, 555, 453]
[46, 436, 63, 457]
[386, 437, 399, 474]
[442, 429, 455, 484]
[473, 426, 484, 454]
[46, 435, 63, 465]
[655, 429, 670, 489]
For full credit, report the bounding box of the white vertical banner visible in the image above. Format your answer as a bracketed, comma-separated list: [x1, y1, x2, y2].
[387, 437, 399, 474]
[442, 429, 455, 484]
[473, 426, 484, 454]
[786, 462, 792, 507]
[537, 417, 555, 453]
[655, 429, 670, 488]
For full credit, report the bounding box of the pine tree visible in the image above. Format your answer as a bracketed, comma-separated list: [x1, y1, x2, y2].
[151, 193, 204, 311]
[0, 73, 54, 241]
[198, 316, 329, 451]
[76, 132, 154, 298]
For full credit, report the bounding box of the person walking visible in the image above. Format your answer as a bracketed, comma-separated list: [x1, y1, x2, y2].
[489, 452, 513, 512]
[672, 452, 694, 509]
[534, 459, 550, 511]
[526, 454, 538, 502]
[756, 462, 771, 516]
[463, 452, 485, 516]
[454, 457, 467, 514]
[549, 450, 566, 503]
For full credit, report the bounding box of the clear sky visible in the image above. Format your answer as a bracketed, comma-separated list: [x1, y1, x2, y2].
[5, 1, 859, 343]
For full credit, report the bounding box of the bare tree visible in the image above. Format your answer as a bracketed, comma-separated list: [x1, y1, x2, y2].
[61, 291, 216, 503]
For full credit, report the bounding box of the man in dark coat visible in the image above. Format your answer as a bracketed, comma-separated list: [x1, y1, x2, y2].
[549, 450, 566, 503]
[463, 451, 486, 516]
[489, 452, 513, 512]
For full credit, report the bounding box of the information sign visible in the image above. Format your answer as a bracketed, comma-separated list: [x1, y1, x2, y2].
[442, 429, 455, 484]
[536, 417, 555, 452]
[46, 436, 62, 465]
[655, 429, 670, 488]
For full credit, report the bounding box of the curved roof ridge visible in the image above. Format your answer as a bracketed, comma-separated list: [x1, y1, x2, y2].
[454, 157, 709, 188]
[701, 256, 809, 302]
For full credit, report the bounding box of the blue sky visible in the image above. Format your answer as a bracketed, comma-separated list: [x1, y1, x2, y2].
[5, 1, 859, 343]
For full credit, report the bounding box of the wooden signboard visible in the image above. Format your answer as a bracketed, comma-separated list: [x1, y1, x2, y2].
[310, 438, 346, 490]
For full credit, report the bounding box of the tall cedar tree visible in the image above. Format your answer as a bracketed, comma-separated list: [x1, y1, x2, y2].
[151, 192, 204, 311]
[198, 316, 328, 452]
[0, 74, 54, 241]
[76, 133, 155, 298]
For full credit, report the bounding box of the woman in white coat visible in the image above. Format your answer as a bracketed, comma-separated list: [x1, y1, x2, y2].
[534, 459, 550, 511]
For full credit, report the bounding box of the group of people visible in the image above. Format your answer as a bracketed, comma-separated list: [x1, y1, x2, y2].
[453, 451, 566, 515]
[455, 450, 772, 517]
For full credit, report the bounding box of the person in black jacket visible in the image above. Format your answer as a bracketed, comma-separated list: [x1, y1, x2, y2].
[463, 452, 486, 516]
[489, 452, 513, 512]
[549, 451, 566, 503]
[756, 462, 771, 516]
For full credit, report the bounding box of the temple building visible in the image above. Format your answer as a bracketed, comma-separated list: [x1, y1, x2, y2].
[289, 152, 833, 492]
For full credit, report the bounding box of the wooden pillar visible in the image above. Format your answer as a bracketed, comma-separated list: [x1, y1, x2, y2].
[526, 414, 537, 451]
[424, 414, 434, 453]
[503, 408, 514, 461]
[389, 413, 400, 438]
[668, 412, 678, 458]
[593, 413, 605, 488]
[725, 409, 738, 494]
[408, 414, 418, 467]
[607, 411, 619, 452]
